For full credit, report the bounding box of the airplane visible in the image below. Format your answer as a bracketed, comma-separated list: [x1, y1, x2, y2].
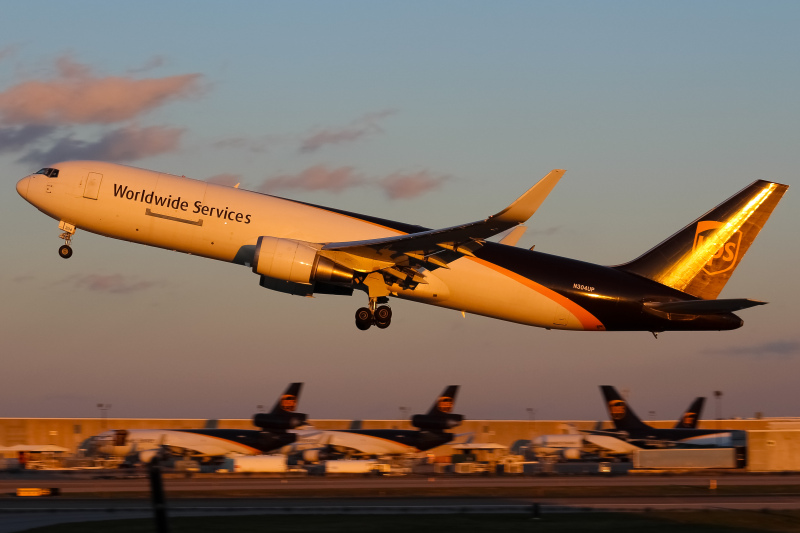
[289, 385, 463, 460]
[531, 396, 704, 459]
[530, 425, 642, 460]
[86, 382, 307, 463]
[597, 385, 741, 448]
[15, 161, 788, 332]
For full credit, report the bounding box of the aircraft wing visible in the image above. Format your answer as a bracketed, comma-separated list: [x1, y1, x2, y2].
[320, 169, 565, 271]
[583, 434, 642, 454]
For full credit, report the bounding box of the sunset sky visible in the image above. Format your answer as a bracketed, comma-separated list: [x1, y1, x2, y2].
[2, 1, 798, 424]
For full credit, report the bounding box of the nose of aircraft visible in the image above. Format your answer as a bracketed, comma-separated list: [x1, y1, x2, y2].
[16, 176, 30, 200]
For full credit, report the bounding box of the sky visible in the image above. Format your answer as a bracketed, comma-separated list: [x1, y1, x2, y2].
[1, 1, 798, 424]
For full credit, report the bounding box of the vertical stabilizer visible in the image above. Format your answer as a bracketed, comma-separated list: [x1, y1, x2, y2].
[427, 385, 459, 416]
[411, 386, 464, 431]
[600, 386, 651, 431]
[675, 397, 705, 429]
[270, 382, 303, 415]
[252, 382, 307, 431]
[617, 180, 788, 299]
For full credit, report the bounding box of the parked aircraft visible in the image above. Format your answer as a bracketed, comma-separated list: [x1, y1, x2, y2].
[289, 385, 463, 460]
[531, 425, 641, 460]
[86, 383, 307, 462]
[531, 396, 705, 459]
[597, 386, 740, 448]
[16, 162, 787, 331]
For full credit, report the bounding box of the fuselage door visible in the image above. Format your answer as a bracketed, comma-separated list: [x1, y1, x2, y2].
[83, 172, 103, 200]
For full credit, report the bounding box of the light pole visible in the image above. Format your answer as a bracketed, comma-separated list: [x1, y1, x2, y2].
[526, 407, 536, 439]
[399, 406, 409, 428]
[97, 403, 111, 430]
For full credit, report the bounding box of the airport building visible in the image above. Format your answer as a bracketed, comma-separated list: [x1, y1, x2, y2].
[2, 417, 800, 471]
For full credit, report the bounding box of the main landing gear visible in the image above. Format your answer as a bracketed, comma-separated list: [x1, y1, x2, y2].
[355, 297, 392, 331]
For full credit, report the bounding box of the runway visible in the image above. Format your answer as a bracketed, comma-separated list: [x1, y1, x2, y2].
[1, 471, 800, 493]
[1, 473, 799, 532]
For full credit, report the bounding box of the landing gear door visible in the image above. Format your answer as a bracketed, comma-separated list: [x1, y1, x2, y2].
[553, 303, 568, 327]
[83, 172, 103, 200]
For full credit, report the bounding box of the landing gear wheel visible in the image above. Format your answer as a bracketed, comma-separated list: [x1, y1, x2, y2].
[58, 245, 73, 259]
[374, 305, 392, 329]
[355, 307, 372, 330]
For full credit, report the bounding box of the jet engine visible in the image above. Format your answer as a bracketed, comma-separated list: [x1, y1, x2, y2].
[560, 448, 583, 460]
[252, 412, 307, 431]
[411, 413, 464, 431]
[252, 237, 354, 286]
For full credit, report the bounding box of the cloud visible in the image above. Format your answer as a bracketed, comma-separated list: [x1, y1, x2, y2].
[530, 226, 563, 236]
[65, 274, 163, 294]
[0, 45, 17, 62]
[379, 171, 450, 199]
[126, 55, 166, 74]
[705, 340, 799, 357]
[0, 55, 203, 126]
[258, 165, 366, 194]
[206, 173, 242, 187]
[0, 124, 57, 154]
[18, 125, 184, 165]
[299, 110, 396, 153]
[212, 135, 280, 153]
[258, 165, 450, 199]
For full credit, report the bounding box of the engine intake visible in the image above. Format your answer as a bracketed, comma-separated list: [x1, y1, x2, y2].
[252, 412, 308, 431]
[252, 237, 354, 285]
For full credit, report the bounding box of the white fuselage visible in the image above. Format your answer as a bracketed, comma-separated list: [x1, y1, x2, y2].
[16, 161, 597, 329]
[291, 428, 419, 455]
[91, 429, 261, 457]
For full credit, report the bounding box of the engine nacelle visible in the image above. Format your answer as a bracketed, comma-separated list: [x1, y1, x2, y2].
[138, 449, 159, 463]
[411, 413, 464, 431]
[301, 448, 334, 463]
[560, 448, 583, 460]
[252, 412, 307, 431]
[252, 236, 353, 285]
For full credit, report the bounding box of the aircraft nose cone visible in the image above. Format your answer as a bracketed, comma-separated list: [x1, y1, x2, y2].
[16, 176, 30, 200]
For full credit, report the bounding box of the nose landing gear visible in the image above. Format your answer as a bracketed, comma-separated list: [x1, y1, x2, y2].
[354, 298, 392, 331]
[57, 221, 75, 259]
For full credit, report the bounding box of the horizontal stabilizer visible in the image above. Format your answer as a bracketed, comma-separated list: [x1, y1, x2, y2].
[644, 299, 766, 315]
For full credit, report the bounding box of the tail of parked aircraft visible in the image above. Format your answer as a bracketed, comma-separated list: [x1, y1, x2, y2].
[411, 385, 464, 432]
[252, 382, 307, 431]
[618, 180, 788, 300]
[674, 397, 705, 429]
[600, 386, 651, 431]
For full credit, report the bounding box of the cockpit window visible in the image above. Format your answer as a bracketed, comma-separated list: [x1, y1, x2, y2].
[34, 168, 59, 178]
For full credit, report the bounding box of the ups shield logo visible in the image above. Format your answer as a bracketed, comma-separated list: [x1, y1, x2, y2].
[682, 412, 697, 426]
[693, 221, 742, 276]
[280, 394, 297, 412]
[437, 396, 454, 413]
[609, 400, 626, 420]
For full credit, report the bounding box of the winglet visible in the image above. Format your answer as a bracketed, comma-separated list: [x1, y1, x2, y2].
[490, 169, 566, 224]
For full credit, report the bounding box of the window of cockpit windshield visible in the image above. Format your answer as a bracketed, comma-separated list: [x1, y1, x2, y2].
[34, 168, 59, 178]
